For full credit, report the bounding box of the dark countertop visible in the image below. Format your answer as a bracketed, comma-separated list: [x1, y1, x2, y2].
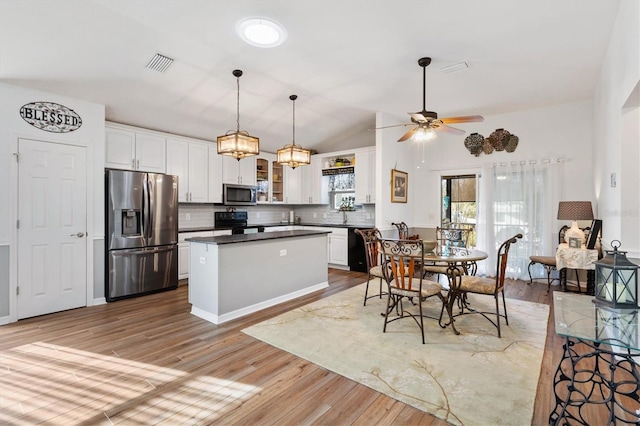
[179, 222, 374, 233]
[185, 229, 331, 245]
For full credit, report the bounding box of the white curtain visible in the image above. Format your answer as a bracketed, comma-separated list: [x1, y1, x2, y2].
[476, 160, 562, 279]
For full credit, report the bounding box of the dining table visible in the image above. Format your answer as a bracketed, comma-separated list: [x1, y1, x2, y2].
[423, 245, 489, 335]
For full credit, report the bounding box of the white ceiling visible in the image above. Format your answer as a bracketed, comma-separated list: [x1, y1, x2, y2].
[0, 0, 621, 154]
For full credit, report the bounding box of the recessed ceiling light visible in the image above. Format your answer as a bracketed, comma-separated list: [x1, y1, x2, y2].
[236, 17, 287, 48]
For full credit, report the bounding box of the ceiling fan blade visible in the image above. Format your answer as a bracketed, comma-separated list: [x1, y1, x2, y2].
[397, 127, 418, 142]
[372, 123, 413, 130]
[436, 124, 466, 135]
[440, 115, 484, 124]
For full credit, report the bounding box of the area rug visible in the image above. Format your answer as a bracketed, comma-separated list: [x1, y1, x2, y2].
[243, 283, 549, 426]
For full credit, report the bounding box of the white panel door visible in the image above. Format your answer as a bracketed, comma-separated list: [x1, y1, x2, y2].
[18, 139, 87, 319]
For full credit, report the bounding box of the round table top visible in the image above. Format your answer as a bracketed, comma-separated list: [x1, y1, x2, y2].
[423, 246, 489, 263]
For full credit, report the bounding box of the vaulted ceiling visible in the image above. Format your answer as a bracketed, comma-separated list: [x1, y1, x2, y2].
[0, 0, 621, 153]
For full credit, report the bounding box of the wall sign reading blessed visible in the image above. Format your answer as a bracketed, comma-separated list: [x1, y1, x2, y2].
[20, 102, 82, 133]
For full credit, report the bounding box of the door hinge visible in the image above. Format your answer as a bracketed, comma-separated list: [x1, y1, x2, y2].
[16, 286, 19, 296]
[13, 152, 19, 162]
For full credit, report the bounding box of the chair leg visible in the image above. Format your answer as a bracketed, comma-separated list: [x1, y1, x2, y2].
[418, 297, 425, 344]
[363, 275, 371, 306]
[495, 295, 501, 338]
[501, 291, 508, 325]
[527, 261, 535, 285]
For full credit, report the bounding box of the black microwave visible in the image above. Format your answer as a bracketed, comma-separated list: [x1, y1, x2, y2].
[223, 183, 257, 206]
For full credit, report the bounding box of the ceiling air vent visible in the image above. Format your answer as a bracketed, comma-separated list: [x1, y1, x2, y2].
[146, 53, 174, 73]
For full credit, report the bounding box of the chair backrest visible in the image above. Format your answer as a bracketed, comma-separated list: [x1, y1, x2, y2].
[494, 233, 523, 292]
[436, 226, 470, 248]
[355, 228, 382, 269]
[379, 238, 424, 291]
[391, 222, 409, 239]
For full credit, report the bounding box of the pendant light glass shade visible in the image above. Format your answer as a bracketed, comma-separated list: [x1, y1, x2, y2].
[277, 94, 311, 169]
[217, 69, 259, 160]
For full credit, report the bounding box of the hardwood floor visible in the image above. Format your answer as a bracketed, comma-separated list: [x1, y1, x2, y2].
[0, 270, 616, 425]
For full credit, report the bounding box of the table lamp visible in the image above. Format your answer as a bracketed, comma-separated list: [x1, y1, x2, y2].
[557, 201, 594, 245]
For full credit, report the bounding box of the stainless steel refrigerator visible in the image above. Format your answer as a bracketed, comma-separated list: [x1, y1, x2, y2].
[105, 169, 178, 302]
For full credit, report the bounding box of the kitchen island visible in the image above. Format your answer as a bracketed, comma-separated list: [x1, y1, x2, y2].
[186, 230, 330, 324]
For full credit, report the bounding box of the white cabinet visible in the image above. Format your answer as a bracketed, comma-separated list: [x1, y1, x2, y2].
[105, 126, 166, 173]
[178, 230, 231, 279]
[166, 138, 209, 203]
[208, 147, 223, 203]
[301, 156, 323, 204]
[355, 147, 376, 204]
[328, 228, 348, 266]
[303, 226, 348, 267]
[284, 166, 303, 204]
[222, 156, 256, 185]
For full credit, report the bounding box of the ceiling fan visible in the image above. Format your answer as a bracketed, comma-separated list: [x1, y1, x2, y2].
[379, 57, 484, 142]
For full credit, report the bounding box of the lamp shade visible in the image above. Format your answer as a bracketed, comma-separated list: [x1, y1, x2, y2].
[217, 131, 259, 160]
[557, 201, 594, 220]
[216, 69, 260, 160]
[277, 94, 311, 169]
[277, 143, 310, 169]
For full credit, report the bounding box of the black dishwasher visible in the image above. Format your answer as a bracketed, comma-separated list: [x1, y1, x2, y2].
[348, 228, 367, 272]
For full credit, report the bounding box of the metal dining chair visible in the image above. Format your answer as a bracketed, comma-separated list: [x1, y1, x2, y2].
[379, 238, 449, 344]
[447, 233, 522, 337]
[355, 228, 387, 306]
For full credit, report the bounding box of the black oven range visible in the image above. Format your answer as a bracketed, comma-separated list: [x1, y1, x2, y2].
[214, 211, 264, 234]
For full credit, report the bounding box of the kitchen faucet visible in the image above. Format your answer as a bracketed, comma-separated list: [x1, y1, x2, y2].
[342, 210, 348, 225]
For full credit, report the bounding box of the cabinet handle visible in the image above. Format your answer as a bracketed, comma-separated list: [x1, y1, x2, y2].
[132, 159, 136, 169]
[136, 159, 140, 169]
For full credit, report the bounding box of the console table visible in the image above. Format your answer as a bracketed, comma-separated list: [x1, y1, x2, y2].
[549, 292, 640, 425]
[556, 243, 599, 295]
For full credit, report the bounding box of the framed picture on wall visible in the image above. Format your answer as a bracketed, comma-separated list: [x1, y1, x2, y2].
[391, 169, 408, 203]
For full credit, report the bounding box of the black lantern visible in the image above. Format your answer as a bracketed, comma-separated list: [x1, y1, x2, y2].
[594, 240, 638, 308]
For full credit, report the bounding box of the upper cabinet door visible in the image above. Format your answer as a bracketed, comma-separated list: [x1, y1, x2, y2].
[355, 148, 376, 204]
[105, 126, 166, 173]
[284, 166, 303, 204]
[187, 142, 209, 203]
[135, 132, 166, 173]
[208, 147, 223, 203]
[166, 139, 189, 202]
[105, 128, 136, 170]
[222, 155, 256, 185]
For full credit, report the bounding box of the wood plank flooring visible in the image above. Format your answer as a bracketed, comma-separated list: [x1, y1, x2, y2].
[0, 269, 617, 425]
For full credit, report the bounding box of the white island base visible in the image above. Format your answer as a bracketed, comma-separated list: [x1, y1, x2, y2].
[187, 230, 329, 324]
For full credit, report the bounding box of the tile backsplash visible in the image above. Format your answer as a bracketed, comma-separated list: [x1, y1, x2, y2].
[179, 203, 375, 230]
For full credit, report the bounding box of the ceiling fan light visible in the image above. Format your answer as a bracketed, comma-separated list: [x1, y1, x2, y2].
[413, 127, 436, 142]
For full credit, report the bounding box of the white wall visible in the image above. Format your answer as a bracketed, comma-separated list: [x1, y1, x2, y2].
[375, 101, 594, 231]
[592, 0, 640, 258]
[0, 83, 105, 320]
[374, 112, 415, 235]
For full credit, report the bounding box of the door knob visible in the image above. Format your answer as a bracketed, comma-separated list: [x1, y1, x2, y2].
[71, 232, 85, 237]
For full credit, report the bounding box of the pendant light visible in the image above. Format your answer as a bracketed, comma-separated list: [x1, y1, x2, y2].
[277, 94, 311, 169]
[217, 69, 260, 160]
